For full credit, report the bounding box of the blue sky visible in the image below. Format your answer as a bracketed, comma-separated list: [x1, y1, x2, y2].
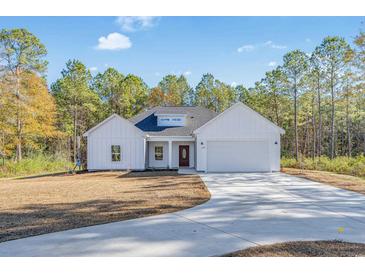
[0, 16, 363, 88]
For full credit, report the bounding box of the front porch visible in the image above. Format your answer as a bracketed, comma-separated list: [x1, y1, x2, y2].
[146, 136, 196, 170]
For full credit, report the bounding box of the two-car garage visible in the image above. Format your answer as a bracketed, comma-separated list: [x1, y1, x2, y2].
[195, 103, 284, 173]
[206, 140, 270, 172]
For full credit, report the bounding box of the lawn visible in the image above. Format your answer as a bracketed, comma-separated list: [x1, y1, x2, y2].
[0, 171, 210, 243]
[282, 168, 365, 195]
[224, 240, 365, 257]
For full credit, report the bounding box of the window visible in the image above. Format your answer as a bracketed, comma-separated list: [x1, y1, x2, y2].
[160, 118, 170, 122]
[111, 145, 121, 161]
[155, 146, 163, 160]
[172, 118, 181, 121]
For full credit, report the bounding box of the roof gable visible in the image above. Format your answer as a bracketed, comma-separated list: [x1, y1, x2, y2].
[194, 102, 285, 135]
[83, 114, 145, 137]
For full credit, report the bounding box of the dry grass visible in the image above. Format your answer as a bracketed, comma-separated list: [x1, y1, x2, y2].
[282, 168, 365, 195]
[0, 171, 210, 243]
[224, 240, 365, 257]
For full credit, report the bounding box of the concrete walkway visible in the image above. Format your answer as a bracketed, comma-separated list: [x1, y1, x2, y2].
[1, 173, 365, 256]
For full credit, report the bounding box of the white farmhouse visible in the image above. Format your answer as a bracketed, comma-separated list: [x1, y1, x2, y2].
[83, 102, 285, 172]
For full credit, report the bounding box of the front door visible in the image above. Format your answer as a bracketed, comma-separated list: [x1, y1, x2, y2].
[179, 145, 189, 167]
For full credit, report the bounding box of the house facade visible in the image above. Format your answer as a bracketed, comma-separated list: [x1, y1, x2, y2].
[83, 102, 285, 172]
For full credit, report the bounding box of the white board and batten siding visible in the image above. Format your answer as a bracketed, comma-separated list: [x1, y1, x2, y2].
[148, 142, 169, 168]
[85, 115, 146, 170]
[195, 103, 283, 173]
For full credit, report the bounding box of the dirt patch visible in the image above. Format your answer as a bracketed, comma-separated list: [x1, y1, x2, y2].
[224, 240, 365, 257]
[0, 171, 210, 243]
[282, 168, 365, 195]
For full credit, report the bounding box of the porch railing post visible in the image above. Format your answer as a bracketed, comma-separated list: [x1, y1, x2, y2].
[168, 140, 172, 169]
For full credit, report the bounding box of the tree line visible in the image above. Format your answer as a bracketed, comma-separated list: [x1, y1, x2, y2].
[0, 28, 364, 164]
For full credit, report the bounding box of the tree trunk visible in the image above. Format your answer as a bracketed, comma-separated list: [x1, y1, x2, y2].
[15, 68, 22, 162]
[312, 93, 316, 160]
[73, 106, 78, 164]
[294, 80, 299, 161]
[303, 114, 310, 156]
[346, 89, 352, 157]
[317, 75, 322, 157]
[330, 68, 335, 159]
[273, 91, 280, 125]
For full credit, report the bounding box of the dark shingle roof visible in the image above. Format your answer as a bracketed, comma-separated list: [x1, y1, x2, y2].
[129, 106, 217, 136]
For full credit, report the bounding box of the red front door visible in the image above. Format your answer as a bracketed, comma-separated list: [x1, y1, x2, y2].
[179, 145, 189, 167]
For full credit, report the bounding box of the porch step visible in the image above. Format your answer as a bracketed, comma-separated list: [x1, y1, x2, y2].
[178, 168, 198, 175]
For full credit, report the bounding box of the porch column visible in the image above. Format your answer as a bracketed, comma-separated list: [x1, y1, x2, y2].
[168, 140, 172, 169]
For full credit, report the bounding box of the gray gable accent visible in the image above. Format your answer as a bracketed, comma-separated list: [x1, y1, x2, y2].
[129, 106, 217, 136]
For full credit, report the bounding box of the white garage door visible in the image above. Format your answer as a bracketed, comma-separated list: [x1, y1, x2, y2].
[207, 140, 270, 172]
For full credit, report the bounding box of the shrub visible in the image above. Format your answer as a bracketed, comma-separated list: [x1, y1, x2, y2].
[0, 154, 73, 178]
[281, 156, 365, 178]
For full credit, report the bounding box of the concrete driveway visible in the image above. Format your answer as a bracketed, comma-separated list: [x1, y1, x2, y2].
[1, 172, 365, 256]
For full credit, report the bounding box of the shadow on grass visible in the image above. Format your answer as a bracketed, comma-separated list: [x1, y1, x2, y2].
[119, 170, 182, 179]
[16, 170, 88, 180]
[0, 196, 208, 243]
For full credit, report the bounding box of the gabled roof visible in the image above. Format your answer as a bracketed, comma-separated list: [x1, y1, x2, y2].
[83, 114, 145, 137]
[84, 103, 284, 138]
[193, 102, 285, 135]
[129, 106, 218, 136]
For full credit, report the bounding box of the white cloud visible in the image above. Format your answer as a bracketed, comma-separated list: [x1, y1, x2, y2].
[89, 66, 98, 72]
[231, 81, 237, 87]
[183, 71, 192, 76]
[305, 38, 311, 43]
[154, 72, 160, 76]
[96, 33, 132, 51]
[116, 16, 159, 32]
[237, 41, 286, 53]
[271, 44, 287, 49]
[268, 61, 277, 67]
[264, 40, 287, 49]
[237, 44, 255, 53]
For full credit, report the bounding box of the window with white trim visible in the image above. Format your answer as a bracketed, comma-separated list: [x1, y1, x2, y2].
[111, 145, 121, 161]
[155, 146, 163, 160]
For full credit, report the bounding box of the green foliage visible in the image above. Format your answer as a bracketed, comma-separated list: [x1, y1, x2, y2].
[283, 50, 309, 85]
[0, 154, 73, 178]
[92, 67, 125, 116]
[119, 74, 149, 118]
[0, 28, 48, 74]
[235, 85, 250, 103]
[281, 156, 365, 178]
[0, 28, 50, 161]
[92, 69, 148, 118]
[194, 73, 237, 112]
[51, 60, 102, 163]
[51, 59, 102, 135]
[158, 74, 192, 106]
